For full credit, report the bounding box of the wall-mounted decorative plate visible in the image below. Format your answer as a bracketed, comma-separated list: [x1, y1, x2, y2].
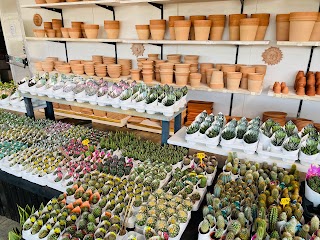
[33, 14, 42, 27]
[262, 47, 283, 65]
[131, 43, 145, 57]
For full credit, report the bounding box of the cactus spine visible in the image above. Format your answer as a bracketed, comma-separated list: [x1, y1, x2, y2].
[269, 207, 278, 232]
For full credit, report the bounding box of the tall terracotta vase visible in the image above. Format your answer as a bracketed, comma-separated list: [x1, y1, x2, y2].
[276, 14, 290, 41]
[174, 20, 191, 41]
[289, 12, 318, 41]
[189, 15, 206, 40]
[194, 20, 212, 41]
[251, 13, 270, 41]
[169, 16, 185, 40]
[208, 15, 226, 40]
[239, 18, 260, 41]
[229, 14, 247, 40]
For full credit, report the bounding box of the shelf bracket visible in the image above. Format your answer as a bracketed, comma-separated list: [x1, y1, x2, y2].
[148, 2, 163, 19]
[149, 43, 163, 59]
[239, 0, 244, 14]
[102, 42, 118, 63]
[40, 7, 62, 14]
[96, 4, 115, 20]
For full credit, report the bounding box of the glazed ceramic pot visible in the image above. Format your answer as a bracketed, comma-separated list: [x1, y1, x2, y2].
[208, 15, 226, 40]
[174, 20, 191, 41]
[251, 13, 270, 40]
[194, 20, 212, 41]
[289, 12, 318, 41]
[229, 14, 247, 40]
[276, 14, 290, 41]
[239, 18, 260, 41]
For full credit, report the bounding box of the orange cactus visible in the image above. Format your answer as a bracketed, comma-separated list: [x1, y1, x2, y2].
[71, 206, 81, 215]
[75, 186, 84, 193]
[89, 192, 101, 203]
[105, 211, 112, 219]
[80, 201, 90, 211]
[72, 184, 79, 190]
[85, 189, 93, 196]
[66, 203, 74, 210]
[60, 199, 66, 205]
[74, 198, 83, 207]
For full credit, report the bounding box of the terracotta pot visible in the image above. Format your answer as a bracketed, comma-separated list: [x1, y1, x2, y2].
[310, 14, 320, 41]
[167, 54, 181, 63]
[292, 118, 313, 131]
[226, 72, 242, 90]
[150, 24, 166, 40]
[56, 30, 62, 38]
[35, 0, 46, 3]
[282, 86, 289, 94]
[276, 14, 290, 41]
[160, 71, 173, 84]
[61, 28, 70, 38]
[184, 55, 199, 62]
[148, 54, 159, 61]
[210, 70, 224, 89]
[190, 15, 206, 40]
[68, 28, 81, 38]
[248, 73, 264, 93]
[142, 72, 153, 83]
[52, 19, 62, 29]
[136, 25, 150, 40]
[42, 61, 54, 72]
[46, 29, 56, 38]
[317, 86, 320, 95]
[289, 12, 318, 41]
[131, 69, 141, 80]
[221, 64, 236, 85]
[193, 20, 211, 41]
[169, 16, 185, 40]
[190, 73, 201, 87]
[104, 21, 120, 39]
[174, 20, 191, 41]
[71, 22, 82, 29]
[34, 62, 43, 71]
[240, 78, 248, 89]
[155, 70, 160, 81]
[273, 82, 281, 93]
[306, 85, 316, 96]
[34, 29, 46, 37]
[240, 18, 260, 41]
[44, 22, 52, 30]
[251, 13, 270, 40]
[206, 68, 217, 85]
[85, 28, 99, 39]
[240, 66, 256, 78]
[175, 72, 189, 86]
[208, 15, 226, 40]
[200, 63, 214, 83]
[175, 63, 190, 73]
[229, 14, 247, 40]
[254, 64, 267, 75]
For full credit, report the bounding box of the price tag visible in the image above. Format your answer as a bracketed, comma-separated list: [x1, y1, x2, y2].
[197, 152, 205, 160]
[280, 198, 290, 208]
[82, 139, 90, 147]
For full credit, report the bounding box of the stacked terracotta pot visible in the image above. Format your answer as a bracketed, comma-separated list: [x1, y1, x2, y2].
[150, 20, 166, 40]
[184, 55, 199, 73]
[175, 63, 190, 86]
[154, 60, 166, 81]
[104, 21, 120, 39]
[95, 64, 107, 77]
[229, 14, 247, 40]
[294, 70, 320, 96]
[167, 54, 181, 64]
[118, 59, 132, 76]
[276, 14, 290, 41]
[34, 62, 43, 71]
[130, 69, 141, 81]
[262, 111, 287, 126]
[135, 25, 150, 40]
[71, 63, 84, 75]
[174, 20, 192, 41]
[273, 82, 289, 94]
[83, 61, 95, 76]
[68, 21, 82, 38]
[159, 63, 174, 84]
[142, 60, 154, 83]
[137, 58, 147, 70]
[41, 60, 54, 72]
[208, 15, 226, 40]
[44, 21, 55, 38]
[57, 64, 71, 74]
[107, 64, 121, 78]
[169, 16, 185, 40]
[83, 24, 100, 39]
[289, 12, 319, 41]
[148, 54, 159, 61]
[103, 57, 115, 65]
[189, 15, 206, 40]
[92, 55, 103, 64]
[200, 63, 214, 83]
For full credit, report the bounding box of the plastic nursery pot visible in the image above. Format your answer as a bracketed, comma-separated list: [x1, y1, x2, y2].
[305, 181, 320, 207]
[193, 20, 212, 41]
[169, 16, 185, 40]
[251, 13, 270, 40]
[136, 25, 150, 40]
[174, 20, 192, 41]
[289, 12, 318, 41]
[229, 14, 247, 40]
[276, 14, 290, 41]
[208, 15, 226, 40]
[239, 18, 260, 41]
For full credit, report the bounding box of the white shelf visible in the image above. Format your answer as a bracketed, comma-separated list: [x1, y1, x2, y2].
[21, 0, 120, 9]
[25, 37, 121, 43]
[277, 41, 320, 47]
[267, 85, 320, 102]
[0, 104, 46, 113]
[26, 37, 270, 46]
[168, 127, 309, 172]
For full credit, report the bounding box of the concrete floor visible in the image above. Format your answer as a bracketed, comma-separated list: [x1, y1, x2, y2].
[0, 216, 20, 240]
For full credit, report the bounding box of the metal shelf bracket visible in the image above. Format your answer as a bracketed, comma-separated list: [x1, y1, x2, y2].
[96, 4, 115, 20]
[148, 2, 163, 19]
[40, 7, 62, 14]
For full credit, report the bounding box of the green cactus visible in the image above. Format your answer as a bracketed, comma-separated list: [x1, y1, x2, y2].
[206, 193, 213, 206]
[226, 231, 235, 240]
[299, 224, 310, 239]
[214, 184, 222, 198]
[216, 215, 225, 229]
[284, 205, 293, 219]
[239, 228, 250, 240]
[238, 212, 246, 228]
[270, 230, 280, 240]
[215, 229, 224, 238]
[269, 206, 278, 232]
[256, 226, 265, 240]
[200, 219, 210, 234]
[271, 188, 279, 200]
[206, 214, 215, 228]
[203, 206, 210, 217]
[294, 208, 303, 222]
[228, 220, 241, 235]
[310, 215, 320, 234]
[258, 206, 266, 220]
[279, 212, 287, 222]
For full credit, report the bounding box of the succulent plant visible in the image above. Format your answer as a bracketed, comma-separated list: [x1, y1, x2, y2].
[200, 121, 212, 134]
[271, 129, 287, 146]
[301, 139, 320, 155]
[243, 130, 259, 144]
[200, 219, 210, 234]
[216, 215, 225, 229]
[228, 220, 241, 235]
[239, 228, 250, 240]
[221, 127, 236, 141]
[283, 134, 301, 151]
[310, 215, 320, 234]
[162, 92, 176, 107]
[236, 124, 247, 139]
[298, 224, 310, 239]
[186, 123, 200, 135]
[168, 223, 180, 237]
[206, 125, 221, 138]
[268, 206, 278, 232]
[285, 121, 297, 136]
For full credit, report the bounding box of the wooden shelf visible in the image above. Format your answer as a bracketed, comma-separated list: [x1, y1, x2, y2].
[168, 127, 309, 172]
[21, 93, 185, 121]
[26, 37, 270, 46]
[267, 85, 320, 102]
[277, 41, 320, 47]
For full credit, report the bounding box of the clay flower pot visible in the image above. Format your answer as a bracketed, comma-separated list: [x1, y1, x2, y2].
[174, 20, 191, 41]
[46, 29, 56, 38]
[190, 73, 201, 87]
[175, 63, 190, 73]
[160, 71, 173, 84]
[131, 69, 141, 81]
[71, 64, 84, 75]
[34, 62, 43, 71]
[226, 72, 242, 90]
[42, 61, 54, 72]
[289, 12, 318, 41]
[208, 15, 226, 40]
[142, 71, 153, 83]
[35, 0, 46, 3]
[84, 24, 99, 39]
[167, 54, 181, 63]
[310, 14, 320, 41]
[169, 16, 185, 40]
[282, 86, 289, 94]
[221, 64, 236, 85]
[251, 13, 270, 40]
[104, 20, 120, 39]
[206, 68, 217, 85]
[306, 85, 316, 96]
[175, 72, 189, 86]
[273, 82, 281, 93]
[184, 55, 199, 63]
[148, 54, 159, 61]
[136, 25, 150, 40]
[52, 19, 62, 30]
[200, 63, 214, 83]
[248, 73, 264, 93]
[150, 19, 166, 40]
[190, 15, 206, 40]
[61, 28, 70, 38]
[71, 21, 82, 29]
[254, 64, 267, 75]
[107, 64, 121, 78]
[276, 14, 290, 41]
[118, 59, 132, 76]
[68, 28, 81, 38]
[44, 22, 52, 30]
[34, 29, 46, 37]
[193, 20, 212, 41]
[210, 70, 224, 89]
[229, 14, 247, 40]
[240, 18, 260, 41]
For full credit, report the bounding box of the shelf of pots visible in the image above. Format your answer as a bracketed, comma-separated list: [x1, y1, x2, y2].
[21, 0, 120, 9]
[277, 41, 320, 47]
[168, 111, 312, 172]
[25, 37, 122, 43]
[198, 153, 318, 240]
[122, 39, 270, 45]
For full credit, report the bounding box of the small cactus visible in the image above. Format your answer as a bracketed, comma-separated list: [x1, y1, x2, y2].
[202, 206, 210, 217]
[228, 220, 241, 235]
[226, 231, 235, 240]
[271, 188, 279, 200]
[199, 219, 210, 234]
[269, 206, 278, 232]
[256, 226, 265, 240]
[294, 208, 303, 222]
[216, 215, 225, 230]
[239, 228, 250, 240]
[214, 184, 222, 198]
[238, 212, 246, 228]
[206, 193, 213, 206]
[279, 212, 287, 222]
[298, 224, 310, 239]
[270, 230, 280, 240]
[310, 215, 320, 234]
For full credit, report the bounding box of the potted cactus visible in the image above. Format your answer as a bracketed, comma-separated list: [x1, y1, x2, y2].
[299, 139, 320, 165]
[159, 92, 177, 117]
[305, 165, 320, 207]
[198, 218, 211, 240]
[270, 129, 287, 153]
[281, 134, 301, 162]
[285, 120, 298, 137]
[243, 129, 259, 154]
[235, 124, 247, 145]
[133, 90, 148, 113]
[220, 127, 236, 147]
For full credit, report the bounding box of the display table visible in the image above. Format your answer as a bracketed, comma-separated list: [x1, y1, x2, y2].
[22, 93, 184, 144]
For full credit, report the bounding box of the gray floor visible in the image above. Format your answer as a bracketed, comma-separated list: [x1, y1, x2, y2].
[0, 216, 20, 240]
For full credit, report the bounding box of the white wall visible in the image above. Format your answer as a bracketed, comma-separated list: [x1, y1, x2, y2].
[17, 0, 320, 121]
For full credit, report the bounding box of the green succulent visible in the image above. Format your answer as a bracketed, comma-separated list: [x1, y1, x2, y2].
[243, 130, 259, 144]
[283, 134, 301, 151]
[271, 129, 287, 146]
[206, 125, 220, 138]
[186, 124, 200, 134]
[221, 127, 236, 140]
[301, 139, 320, 155]
[285, 120, 297, 136]
[236, 124, 247, 139]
